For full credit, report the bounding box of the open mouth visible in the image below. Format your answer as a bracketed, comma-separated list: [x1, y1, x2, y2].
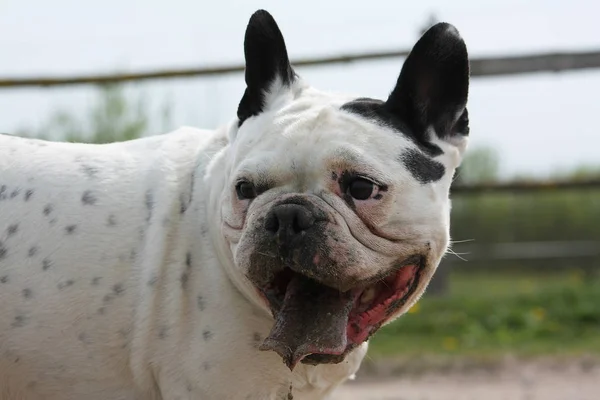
[257, 257, 423, 370]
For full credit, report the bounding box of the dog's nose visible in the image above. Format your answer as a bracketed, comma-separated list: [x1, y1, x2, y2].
[264, 204, 315, 239]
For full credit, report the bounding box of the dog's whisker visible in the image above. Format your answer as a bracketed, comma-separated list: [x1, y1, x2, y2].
[449, 238, 475, 244]
[446, 249, 469, 262]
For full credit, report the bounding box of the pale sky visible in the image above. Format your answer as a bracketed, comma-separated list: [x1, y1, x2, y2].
[0, 0, 598, 178]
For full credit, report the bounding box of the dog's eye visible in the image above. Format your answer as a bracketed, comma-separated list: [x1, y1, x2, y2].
[347, 178, 375, 200]
[236, 181, 257, 200]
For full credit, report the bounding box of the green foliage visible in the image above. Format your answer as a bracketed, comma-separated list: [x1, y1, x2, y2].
[456, 146, 501, 184]
[551, 164, 600, 181]
[16, 84, 172, 144]
[451, 190, 600, 243]
[451, 145, 600, 244]
[369, 270, 600, 358]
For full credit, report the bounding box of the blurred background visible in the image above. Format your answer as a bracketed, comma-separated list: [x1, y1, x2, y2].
[1, 0, 599, 398]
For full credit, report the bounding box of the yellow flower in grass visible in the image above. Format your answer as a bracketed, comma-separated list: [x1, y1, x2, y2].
[408, 302, 420, 314]
[442, 336, 458, 351]
[531, 307, 546, 321]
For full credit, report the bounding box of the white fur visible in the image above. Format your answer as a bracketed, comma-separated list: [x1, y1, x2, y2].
[219, 80, 467, 317]
[0, 77, 465, 399]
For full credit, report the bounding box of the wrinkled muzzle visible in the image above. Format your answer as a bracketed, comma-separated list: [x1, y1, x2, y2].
[240, 197, 424, 370]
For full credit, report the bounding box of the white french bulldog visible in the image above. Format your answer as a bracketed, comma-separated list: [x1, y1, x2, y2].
[0, 9, 469, 400]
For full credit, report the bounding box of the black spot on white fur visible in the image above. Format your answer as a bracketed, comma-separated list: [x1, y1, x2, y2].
[24, 189, 33, 201]
[158, 326, 169, 340]
[103, 284, 125, 304]
[28, 246, 38, 257]
[43, 204, 53, 216]
[182, 169, 196, 214]
[203, 329, 213, 341]
[179, 194, 189, 214]
[0, 242, 7, 260]
[145, 190, 154, 222]
[91, 277, 102, 286]
[42, 258, 52, 271]
[181, 252, 193, 289]
[57, 279, 75, 290]
[22, 288, 32, 299]
[12, 314, 28, 328]
[65, 225, 77, 235]
[399, 149, 446, 183]
[6, 225, 20, 237]
[0, 275, 9, 284]
[112, 283, 125, 296]
[81, 191, 97, 205]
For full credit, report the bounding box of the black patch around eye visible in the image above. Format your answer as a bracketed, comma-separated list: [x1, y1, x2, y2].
[399, 149, 445, 184]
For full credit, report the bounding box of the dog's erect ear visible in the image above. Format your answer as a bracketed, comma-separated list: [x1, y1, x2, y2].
[237, 10, 296, 126]
[385, 23, 469, 145]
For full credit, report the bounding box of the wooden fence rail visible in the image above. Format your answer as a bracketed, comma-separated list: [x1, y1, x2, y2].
[1, 49, 599, 89]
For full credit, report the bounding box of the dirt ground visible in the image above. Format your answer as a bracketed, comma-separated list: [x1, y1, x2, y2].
[330, 357, 600, 400]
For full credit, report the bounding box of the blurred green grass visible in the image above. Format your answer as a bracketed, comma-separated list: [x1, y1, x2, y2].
[368, 268, 600, 359]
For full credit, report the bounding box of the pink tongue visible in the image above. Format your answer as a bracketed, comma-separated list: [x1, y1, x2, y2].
[260, 273, 355, 370]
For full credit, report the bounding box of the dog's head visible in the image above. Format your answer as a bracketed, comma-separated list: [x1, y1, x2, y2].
[216, 10, 469, 370]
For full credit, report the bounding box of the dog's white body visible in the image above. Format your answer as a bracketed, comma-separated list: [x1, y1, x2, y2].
[0, 9, 470, 400]
[0, 127, 366, 399]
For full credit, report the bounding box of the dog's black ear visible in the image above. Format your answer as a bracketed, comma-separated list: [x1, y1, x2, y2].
[385, 23, 469, 143]
[237, 10, 296, 126]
